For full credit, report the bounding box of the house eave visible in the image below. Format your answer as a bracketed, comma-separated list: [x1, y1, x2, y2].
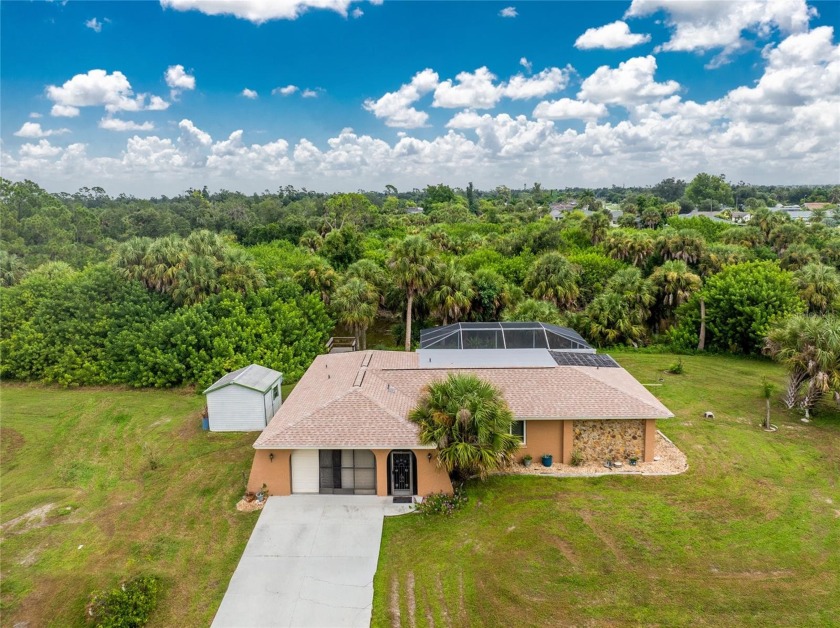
[253, 443, 436, 450]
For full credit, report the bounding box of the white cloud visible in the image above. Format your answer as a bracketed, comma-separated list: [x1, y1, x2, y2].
[433, 67, 503, 109]
[98, 118, 155, 132]
[626, 0, 816, 66]
[13, 122, 70, 138]
[575, 20, 651, 50]
[352, 7, 363, 18]
[160, 0, 356, 23]
[503, 67, 570, 100]
[533, 99, 608, 121]
[499, 7, 517, 18]
[85, 17, 103, 32]
[29, 112, 43, 119]
[51, 104, 81, 118]
[241, 88, 259, 99]
[578, 55, 680, 105]
[165, 64, 196, 99]
[302, 89, 318, 98]
[363, 68, 439, 128]
[519, 57, 532, 73]
[46, 69, 169, 116]
[19, 140, 63, 159]
[273, 85, 299, 96]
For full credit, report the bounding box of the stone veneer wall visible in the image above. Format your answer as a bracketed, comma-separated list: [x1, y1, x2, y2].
[572, 419, 644, 463]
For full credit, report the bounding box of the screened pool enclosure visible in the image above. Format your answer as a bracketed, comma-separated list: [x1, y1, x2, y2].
[419, 322, 593, 352]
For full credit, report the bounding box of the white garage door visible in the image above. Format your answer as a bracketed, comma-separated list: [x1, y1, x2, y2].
[291, 449, 319, 494]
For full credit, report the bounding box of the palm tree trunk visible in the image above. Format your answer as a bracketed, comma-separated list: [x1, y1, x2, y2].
[361, 325, 367, 351]
[405, 293, 413, 352]
[765, 398, 771, 430]
[783, 369, 806, 409]
[697, 298, 706, 351]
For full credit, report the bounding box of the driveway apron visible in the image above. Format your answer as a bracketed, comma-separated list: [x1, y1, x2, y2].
[212, 495, 412, 628]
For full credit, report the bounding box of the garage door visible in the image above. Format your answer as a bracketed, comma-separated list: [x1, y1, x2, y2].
[291, 449, 319, 494]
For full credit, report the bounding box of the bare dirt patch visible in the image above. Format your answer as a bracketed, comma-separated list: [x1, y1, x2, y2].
[1, 427, 25, 465]
[1, 503, 55, 536]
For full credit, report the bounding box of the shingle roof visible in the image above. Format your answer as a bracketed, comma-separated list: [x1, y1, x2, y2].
[204, 364, 282, 394]
[253, 350, 673, 449]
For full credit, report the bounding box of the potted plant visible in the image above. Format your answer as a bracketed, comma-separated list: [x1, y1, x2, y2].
[629, 456, 638, 466]
[256, 483, 268, 502]
[523, 454, 533, 468]
[541, 453, 553, 467]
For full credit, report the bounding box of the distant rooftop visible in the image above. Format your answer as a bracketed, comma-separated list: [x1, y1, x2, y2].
[419, 322, 593, 352]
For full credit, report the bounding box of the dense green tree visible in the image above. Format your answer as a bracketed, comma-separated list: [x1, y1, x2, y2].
[780, 243, 820, 271]
[524, 252, 580, 309]
[794, 263, 840, 314]
[331, 277, 378, 350]
[651, 177, 687, 202]
[604, 230, 655, 267]
[428, 261, 474, 325]
[685, 173, 734, 208]
[576, 291, 648, 347]
[656, 229, 706, 265]
[719, 226, 764, 248]
[650, 261, 702, 330]
[698, 243, 753, 276]
[0, 251, 27, 287]
[387, 235, 436, 351]
[470, 269, 513, 321]
[409, 373, 521, 480]
[567, 252, 626, 305]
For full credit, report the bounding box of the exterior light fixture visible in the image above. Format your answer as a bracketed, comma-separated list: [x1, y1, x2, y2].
[427, 452, 433, 461]
[269, 453, 274, 462]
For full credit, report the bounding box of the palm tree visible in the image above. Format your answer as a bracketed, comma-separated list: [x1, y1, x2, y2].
[331, 277, 378, 350]
[582, 210, 611, 245]
[656, 229, 706, 265]
[502, 298, 563, 325]
[0, 251, 27, 287]
[428, 261, 474, 325]
[524, 252, 579, 309]
[387, 236, 436, 351]
[114, 237, 152, 286]
[762, 378, 775, 430]
[780, 244, 820, 271]
[293, 257, 338, 304]
[719, 226, 763, 248]
[579, 291, 647, 347]
[220, 247, 266, 294]
[698, 243, 752, 277]
[298, 230, 323, 253]
[171, 254, 220, 306]
[795, 263, 840, 314]
[765, 314, 840, 413]
[641, 207, 663, 229]
[604, 230, 654, 267]
[409, 373, 521, 480]
[605, 267, 656, 322]
[650, 261, 702, 330]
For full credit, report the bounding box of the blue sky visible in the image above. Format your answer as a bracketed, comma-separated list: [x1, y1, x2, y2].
[2, 0, 838, 195]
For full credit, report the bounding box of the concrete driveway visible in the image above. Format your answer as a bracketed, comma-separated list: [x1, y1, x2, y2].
[212, 495, 412, 628]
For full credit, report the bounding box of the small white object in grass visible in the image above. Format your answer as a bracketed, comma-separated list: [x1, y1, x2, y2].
[653, 456, 661, 462]
[66, 506, 71, 510]
[801, 417, 811, 423]
[78, 545, 84, 550]
[703, 411, 715, 419]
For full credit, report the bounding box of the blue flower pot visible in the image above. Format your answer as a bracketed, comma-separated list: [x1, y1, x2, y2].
[541, 454, 553, 467]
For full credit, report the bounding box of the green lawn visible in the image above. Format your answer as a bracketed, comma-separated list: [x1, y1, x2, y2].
[0, 385, 260, 627]
[372, 353, 840, 627]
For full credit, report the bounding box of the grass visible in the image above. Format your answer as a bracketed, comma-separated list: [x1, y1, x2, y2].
[0, 384, 260, 627]
[372, 353, 840, 627]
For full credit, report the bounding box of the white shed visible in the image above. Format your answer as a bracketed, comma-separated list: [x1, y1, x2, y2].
[204, 365, 283, 431]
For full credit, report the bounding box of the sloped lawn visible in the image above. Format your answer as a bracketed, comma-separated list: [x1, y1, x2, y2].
[0, 385, 260, 627]
[373, 353, 840, 627]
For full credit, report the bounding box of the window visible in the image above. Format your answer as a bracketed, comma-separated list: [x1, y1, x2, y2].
[510, 420, 526, 444]
[272, 385, 279, 399]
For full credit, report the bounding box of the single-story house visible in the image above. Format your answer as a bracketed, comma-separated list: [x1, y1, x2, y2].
[204, 365, 283, 431]
[404, 206, 424, 215]
[247, 323, 674, 498]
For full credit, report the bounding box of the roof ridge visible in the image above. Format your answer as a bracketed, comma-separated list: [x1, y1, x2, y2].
[571, 366, 673, 417]
[360, 370, 416, 422]
[233, 364, 254, 382]
[280, 387, 360, 431]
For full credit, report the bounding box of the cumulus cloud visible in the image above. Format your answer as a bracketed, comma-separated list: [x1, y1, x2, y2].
[503, 67, 570, 100]
[352, 7, 363, 18]
[575, 20, 651, 50]
[29, 112, 43, 119]
[363, 69, 439, 128]
[626, 0, 816, 67]
[302, 89, 319, 98]
[433, 67, 503, 109]
[14, 122, 70, 138]
[532, 99, 608, 121]
[241, 88, 259, 99]
[46, 69, 169, 116]
[160, 0, 356, 23]
[578, 56, 680, 105]
[273, 85, 299, 96]
[165, 65, 196, 99]
[19, 140, 63, 159]
[98, 118, 155, 132]
[85, 17, 103, 32]
[519, 57, 532, 73]
[499, 7, 517, 18]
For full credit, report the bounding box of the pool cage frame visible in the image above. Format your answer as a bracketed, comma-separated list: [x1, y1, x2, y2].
[419, 322, 593, 352]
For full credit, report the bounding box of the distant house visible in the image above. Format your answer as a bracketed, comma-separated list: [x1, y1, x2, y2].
[730, 211, 752, 224]
[685, 210, 728, 223]
[770, 203, 802, 212]
[549, 208, 563, 221]
[246, 323, 673, 497]
[803, 202, 831, 211]
[204, 365, 283, 432]
[404, 206, 424, 215]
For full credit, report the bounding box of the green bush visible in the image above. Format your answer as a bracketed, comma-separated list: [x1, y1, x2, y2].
[414, 488, 468, 516]
[87, 575, 161, 628]
[570, 450, 585, 467]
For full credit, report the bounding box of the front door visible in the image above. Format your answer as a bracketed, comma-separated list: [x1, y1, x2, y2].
[391, 451, 413, 496]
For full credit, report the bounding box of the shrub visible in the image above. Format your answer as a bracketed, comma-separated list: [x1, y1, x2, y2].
[570, 450, 585, 467]
[87, 575, 161, 628]
[415, 488, 468, 516]
[666, 358, 684, 374]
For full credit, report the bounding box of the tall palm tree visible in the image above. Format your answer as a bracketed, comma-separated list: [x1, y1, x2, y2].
[582, 210, 611, 245]
[719, 226, 763, 248]
[795, 263, 840, 314]
[780, 244, 820, 271]
[580, 291, 647, 347]
[171, 254, 220, 306]
[294, 257, 338, 304]
[765, 314, 840, 412]
[387, 235, 436, 351]
[220, 247, 266, 294]
[409, 373, 521, 480]
[605, 267, 656, 321]
[114, 237, 152, 286]
[650, 261, 702, 330]
[428, 261, 474, 325]
[656, 229, 706, 265]
[331, 277, 378, 350]
[604, 230, 654, 267]
[698, 243, 752, 277]
[524, 252, 579, 309]
[0, 251, 27, 287]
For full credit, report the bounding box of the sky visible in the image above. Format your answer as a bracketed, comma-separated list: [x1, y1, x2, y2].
[1, 0, 839, 196]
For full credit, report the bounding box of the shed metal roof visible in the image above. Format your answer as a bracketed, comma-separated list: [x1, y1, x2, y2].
[204, 364, 283, 394]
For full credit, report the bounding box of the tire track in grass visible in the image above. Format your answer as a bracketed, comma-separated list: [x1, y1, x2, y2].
[406, 571, 417, 628]
[390, 574, 401, 627]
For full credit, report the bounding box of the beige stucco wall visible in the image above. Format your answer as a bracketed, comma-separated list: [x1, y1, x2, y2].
[571, 419, 655, 463]
[248, 448, 453, 497]
[517, 420, 564, 462]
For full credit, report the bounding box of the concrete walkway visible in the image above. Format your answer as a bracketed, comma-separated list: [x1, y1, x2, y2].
[212, 495, 413, 628]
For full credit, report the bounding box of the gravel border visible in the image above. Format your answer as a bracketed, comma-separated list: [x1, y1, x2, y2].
[499, 431, 688, 478]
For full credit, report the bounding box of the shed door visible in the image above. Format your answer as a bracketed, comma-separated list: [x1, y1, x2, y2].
[291, 450, 319, 494]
